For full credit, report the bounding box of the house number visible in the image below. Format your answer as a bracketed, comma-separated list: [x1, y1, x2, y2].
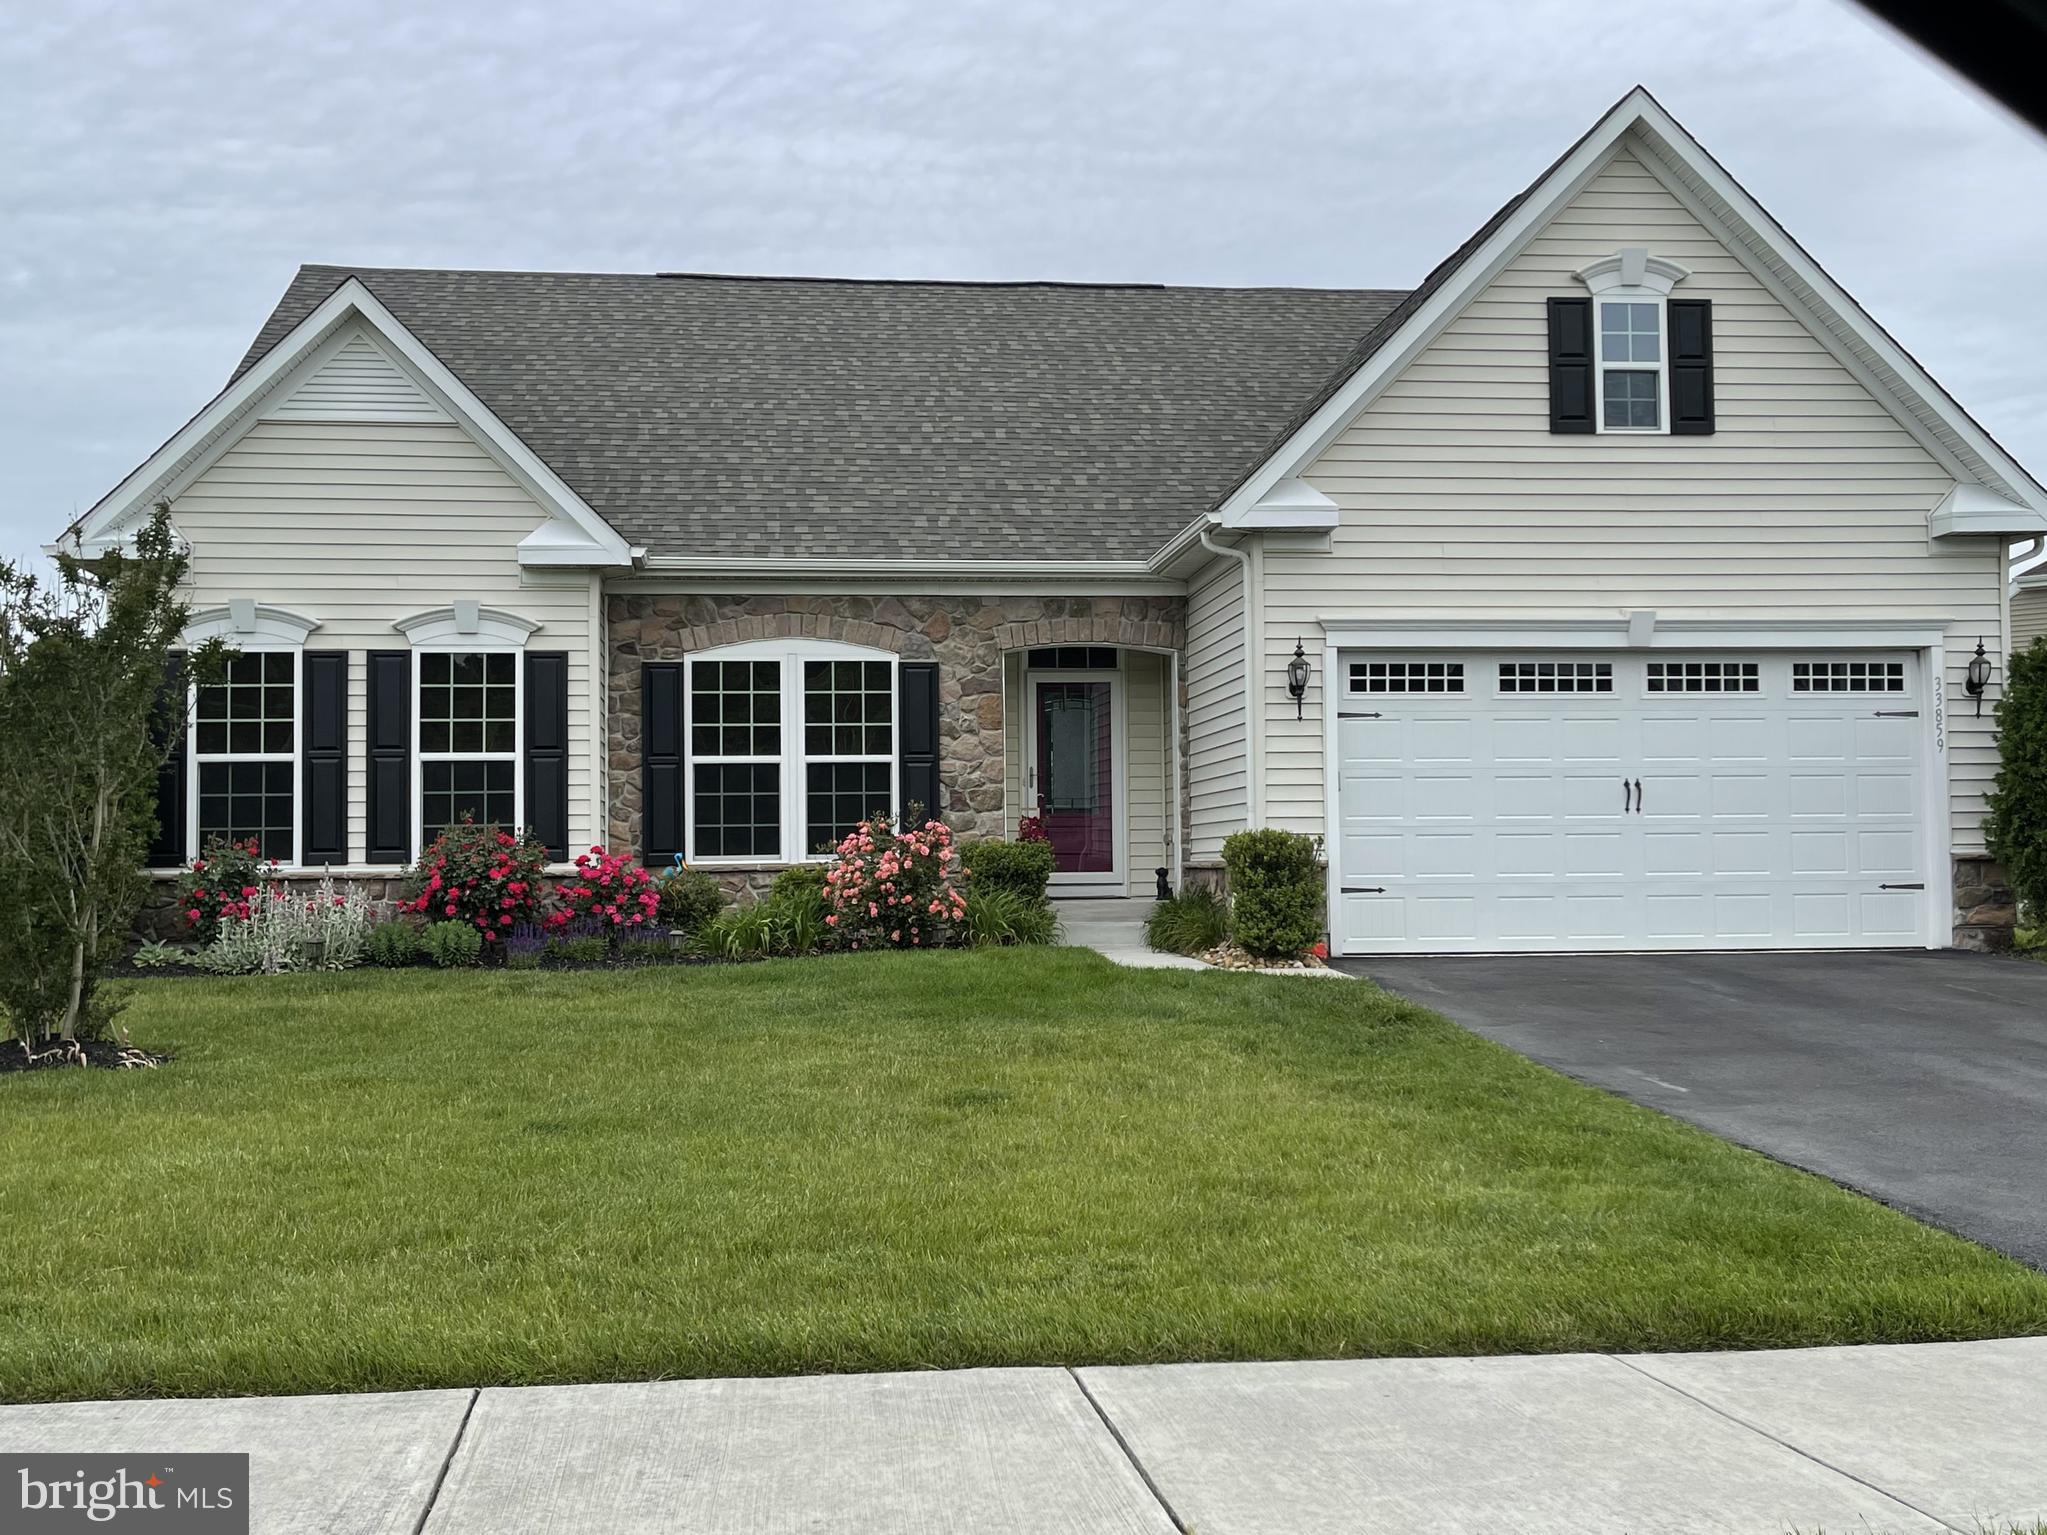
[1933, 676, 1945, 753]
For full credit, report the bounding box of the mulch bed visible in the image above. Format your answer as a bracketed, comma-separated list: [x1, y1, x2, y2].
[2, 1037, 171, 1073]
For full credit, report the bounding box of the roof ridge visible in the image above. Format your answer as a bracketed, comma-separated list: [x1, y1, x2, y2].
[287, 261, 1405, 297]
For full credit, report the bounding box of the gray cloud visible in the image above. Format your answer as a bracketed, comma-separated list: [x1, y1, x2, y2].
[5, 0, 2044, 566]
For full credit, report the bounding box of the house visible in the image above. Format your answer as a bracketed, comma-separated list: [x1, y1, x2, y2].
[56, 87, 2047, 954]
[2014, 565, 2047, 657]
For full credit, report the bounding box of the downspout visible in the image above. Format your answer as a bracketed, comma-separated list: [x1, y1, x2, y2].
[1199, 523, 1262, 829]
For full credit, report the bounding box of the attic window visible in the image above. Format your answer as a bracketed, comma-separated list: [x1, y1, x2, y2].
[1597, 300, 1664, 432]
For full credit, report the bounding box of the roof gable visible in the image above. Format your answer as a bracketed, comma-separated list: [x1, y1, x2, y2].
[1202, 86, 2047, 548]
[61, 279, 633, 568]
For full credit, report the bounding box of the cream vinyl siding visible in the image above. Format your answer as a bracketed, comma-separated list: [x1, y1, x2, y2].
[172, 418, 602, 862]
[1122, 649, 1171, 896]
[1185, 554, 1248, 864]
[1261, 142, 2001, 854]
[2013, 586, 2047, 656]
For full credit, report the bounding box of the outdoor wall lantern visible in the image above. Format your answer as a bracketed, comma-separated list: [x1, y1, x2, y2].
[1286, 640, 1312, 718]
[1965, 638, 1994, 715]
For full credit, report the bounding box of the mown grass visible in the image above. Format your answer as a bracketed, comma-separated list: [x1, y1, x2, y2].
[4, 948, 2045, 1402]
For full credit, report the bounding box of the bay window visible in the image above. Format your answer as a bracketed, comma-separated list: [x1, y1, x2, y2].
[686, 641, 897, 862]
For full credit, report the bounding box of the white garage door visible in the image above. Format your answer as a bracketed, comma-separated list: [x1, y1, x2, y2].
[1333, 652, 1930, 954]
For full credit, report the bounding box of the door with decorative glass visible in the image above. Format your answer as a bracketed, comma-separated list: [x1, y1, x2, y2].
[1025, 665, 1122, 887]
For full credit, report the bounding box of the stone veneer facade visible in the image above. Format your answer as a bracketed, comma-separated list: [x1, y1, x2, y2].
[607, 594, 1186, 893]
[1951, 854, 2018, 952]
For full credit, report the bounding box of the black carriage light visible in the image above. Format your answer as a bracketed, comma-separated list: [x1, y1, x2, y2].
[1966, 638, 1993, 715]
[1286, 639, 1312, 719]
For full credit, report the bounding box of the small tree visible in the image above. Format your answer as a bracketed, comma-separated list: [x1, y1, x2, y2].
[0, 507, 222, 1042]
[1986, 636, 2047, 923]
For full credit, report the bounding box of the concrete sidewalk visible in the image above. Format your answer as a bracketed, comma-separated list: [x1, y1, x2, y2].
[3, 1338, 2041, 1533]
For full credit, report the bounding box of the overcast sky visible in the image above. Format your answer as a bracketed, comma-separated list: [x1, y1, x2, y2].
[5, 0, 2044, 571]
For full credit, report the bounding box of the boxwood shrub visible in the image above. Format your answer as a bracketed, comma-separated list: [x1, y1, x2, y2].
[1221, 828, 1324, 959]
[962, 839, 1056, 904]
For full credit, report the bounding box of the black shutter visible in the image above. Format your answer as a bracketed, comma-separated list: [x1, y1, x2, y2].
[365, 650, 411, 865]
[1547, 296, 1595, 434]
[145, 652, 187, 868]
[302, 651, 348, 865]
[898, 661, 940, 827]
[642, 662, 684, 867]
[524, 651, 570, 860]
[1669, 298, 1715, 435]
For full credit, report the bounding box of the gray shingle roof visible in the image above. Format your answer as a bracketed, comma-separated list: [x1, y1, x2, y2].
[236, 267, 1406, 562]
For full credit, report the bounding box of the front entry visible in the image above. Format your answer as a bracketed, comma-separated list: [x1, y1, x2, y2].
[1026, 667, 1123, 887]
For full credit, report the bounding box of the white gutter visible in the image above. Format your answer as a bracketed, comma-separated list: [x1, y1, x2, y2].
[1199, 522, 1262, 829]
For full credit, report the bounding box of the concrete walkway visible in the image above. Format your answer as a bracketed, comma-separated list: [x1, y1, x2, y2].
[4, 1339, 2041, 1532]
[1055, 895, 1208, 969]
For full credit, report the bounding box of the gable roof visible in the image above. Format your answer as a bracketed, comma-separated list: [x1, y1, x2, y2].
[60, 278, 634, 568]
[234, 269, 1406, 564]
[1196, 85, 2047, 551]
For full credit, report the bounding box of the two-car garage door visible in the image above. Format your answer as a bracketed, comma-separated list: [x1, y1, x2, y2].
[1333, 651, 1931, 954]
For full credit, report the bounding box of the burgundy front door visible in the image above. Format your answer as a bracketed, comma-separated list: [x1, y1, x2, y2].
[1034, 679, 1115, 877]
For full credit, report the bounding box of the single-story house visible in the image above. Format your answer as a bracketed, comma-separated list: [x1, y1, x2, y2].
[55, 87, 2047, 953]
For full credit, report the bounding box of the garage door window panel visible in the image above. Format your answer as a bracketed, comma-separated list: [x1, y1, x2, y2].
[1351, 661, 1463, 695]
[1498, 661, 1612, 695]
[1647, 660, 1760, 694]
[1792, 660, 1906, 694]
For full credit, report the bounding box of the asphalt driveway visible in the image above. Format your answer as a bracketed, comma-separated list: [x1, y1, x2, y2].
[1335, 950, 2047, 1268]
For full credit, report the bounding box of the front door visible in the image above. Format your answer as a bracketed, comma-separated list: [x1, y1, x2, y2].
[1028, 672, 1121, 886]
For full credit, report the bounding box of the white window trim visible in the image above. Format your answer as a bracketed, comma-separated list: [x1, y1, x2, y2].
[1592, 290, 1670, 436]
[683, 638, 899, 867]
[411, 645, 525, 856]
[187, 644, 303, 870]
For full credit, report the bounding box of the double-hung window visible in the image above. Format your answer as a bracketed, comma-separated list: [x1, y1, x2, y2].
[1596, 297, 1665, 432]
[417, 650, 520, 849]
[192, 650, 298, 862]
[685, 641, 897, 863]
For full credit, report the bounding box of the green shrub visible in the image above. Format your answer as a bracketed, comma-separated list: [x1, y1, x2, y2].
[1145, 887, 1229, 955]
[962, 839, 1056, 904]
[505, 948, 543, 971]
[656, 868, 726, 935]
[420, 921, 483, 969]
[770, 863, 828, 903]
[365, 920, 423, 968]
[552, 934, 610, 965]
[1221, 828, 1324, 959]
[130, 939, 190, 970]
[1988, 636, 2047, 922]
[958, 887, 1059, 947]
[691, 887, 827, 959]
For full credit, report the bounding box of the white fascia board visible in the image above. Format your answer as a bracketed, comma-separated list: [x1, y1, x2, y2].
[62, 278, 634, 569]
[1621, 105, 2047, 520]
[1209, 92, 1655, 530]
[1930, 484, 2047, 539]
[1197, 85, 2047, 550]
[1317, 616, 1952, 651]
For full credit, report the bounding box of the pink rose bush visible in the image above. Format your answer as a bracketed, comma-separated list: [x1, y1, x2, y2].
[550, 845, 661, 931]
[821, 813, 968, 950]
[401, 818, 551, 944]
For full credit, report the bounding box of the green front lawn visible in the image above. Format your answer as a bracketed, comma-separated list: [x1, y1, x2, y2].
[4, 949, 2045, 1402]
